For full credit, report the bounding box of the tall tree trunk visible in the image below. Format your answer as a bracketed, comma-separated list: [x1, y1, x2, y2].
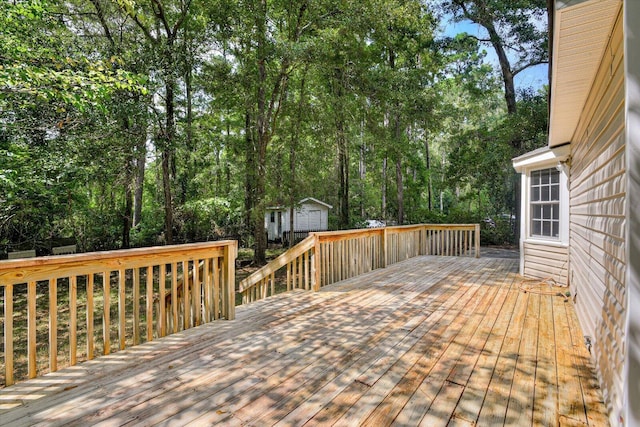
[425, 137, 432, 211]
[162, 76, 175, 244]
[337, 120, 349, 228]
[133, 138, 146, 228]
[122, 181, 133, 249]
[288, 125, 295, 248]
[180, 60, 194, 205]
[381, 156, 387, 219]
[484, 22, 517, 119]
[161, 149, 173, 244]
[359, 138, 366, 218]
[250, 0, 301, 262]
[394, 112, 403, 225]
[244, 110, 255, 237]
[333, 68, 349, 228]
[396, 157, 404, 225]
[253, 0, 269, 264]
[289, 74, 306, 247]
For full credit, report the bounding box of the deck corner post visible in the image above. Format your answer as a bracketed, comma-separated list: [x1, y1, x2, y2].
[474, 224, 481, 258]
[223, 242, 237, 320]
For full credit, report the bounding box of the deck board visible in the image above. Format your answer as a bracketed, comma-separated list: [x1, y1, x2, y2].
[0, 256, 609, 426]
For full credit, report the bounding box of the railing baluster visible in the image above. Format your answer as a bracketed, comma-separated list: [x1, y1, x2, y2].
[49, 278, 57, 372]
[118, 269, 126, 350]
[171, 262, 178, 332]
[298, 253, 303, 289]
[223, 243, 235, 320]
[5, 284, 14, 386]
[87, 274, 95, 359]
[146, 266, 153, 342]
[159, 264, 166, 336]
[304, 250, 310, 290]
[103, 271, 110, 355]
[292, 259, 297, 289]
[204, 259, 211, 323]
[70, 276, 78, 364]
[132, 269, 139, 346]
[27, 281, 36, 378]
[182, 261, 189, 331]
[270, 272, 275, 296]
[213, 258, 220, 320]
[194, 260, 201, 326]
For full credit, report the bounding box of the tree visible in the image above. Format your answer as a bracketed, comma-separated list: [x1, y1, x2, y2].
[443, 0, 547, 125]
[111, 0, 197, 244]
[0, 0, 147, 251]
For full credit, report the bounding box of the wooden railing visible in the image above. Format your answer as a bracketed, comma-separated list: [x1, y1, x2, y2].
[0, 241, 237, 387]
[239, 224, 480, 305]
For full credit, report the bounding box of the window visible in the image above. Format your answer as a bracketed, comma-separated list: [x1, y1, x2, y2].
[270, 212, 275, 223]
[530, 168, 560, 238]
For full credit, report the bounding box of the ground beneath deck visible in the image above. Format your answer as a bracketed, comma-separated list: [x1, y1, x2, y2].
[0, 255, 607, 426]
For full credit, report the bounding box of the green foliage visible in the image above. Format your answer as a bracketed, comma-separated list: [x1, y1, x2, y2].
[1, 0, 548, 257]
[0, 1, 146, 108]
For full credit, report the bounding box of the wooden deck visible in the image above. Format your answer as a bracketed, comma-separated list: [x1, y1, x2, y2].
[0, 255, 608, 426]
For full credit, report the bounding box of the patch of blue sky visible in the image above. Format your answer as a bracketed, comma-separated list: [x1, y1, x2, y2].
[438, 17, 548, 91]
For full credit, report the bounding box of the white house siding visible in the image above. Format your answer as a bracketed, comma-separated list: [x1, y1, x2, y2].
[624, 0, 640, 424]
[281, 203, 328, 232]
[522, 242, 568, 285]
[569, 8, 626, 420]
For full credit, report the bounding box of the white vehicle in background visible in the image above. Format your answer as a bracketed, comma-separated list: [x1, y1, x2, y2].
[365, 220, 386, 228]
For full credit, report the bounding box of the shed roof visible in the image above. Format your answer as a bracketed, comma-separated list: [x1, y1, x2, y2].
[266, 197, 333, 211]
[298, 197, 333, 209]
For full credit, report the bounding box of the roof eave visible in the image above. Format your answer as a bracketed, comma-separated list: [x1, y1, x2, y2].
[548, 0, 621, 148]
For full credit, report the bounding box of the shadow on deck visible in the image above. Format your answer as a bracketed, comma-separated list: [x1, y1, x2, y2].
[0, 256, 608, 426]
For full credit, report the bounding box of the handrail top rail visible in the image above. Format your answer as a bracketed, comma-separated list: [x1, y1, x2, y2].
[310, 223, 478, 241]
[238, 235, 315, 292]
[0, 240, 237, 268]
[0, 240, 237, 286]
[384, 223, 478, 231]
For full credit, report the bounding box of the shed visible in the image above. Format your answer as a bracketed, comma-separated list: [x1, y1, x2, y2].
[265, 197, 332, 242]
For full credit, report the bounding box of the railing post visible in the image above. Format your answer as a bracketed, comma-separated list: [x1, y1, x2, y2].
[223, 242, 237, 320]
[5, 284, 14, 386]
[475, 224, 481, 258]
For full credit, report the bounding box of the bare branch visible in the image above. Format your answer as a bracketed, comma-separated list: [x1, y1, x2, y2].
[513, 60, 549, 76]
[461, 33, 491, 43]
[172, 0, 192, 36]
[150, 0, 171, 38]
[89, 0, 115, 47]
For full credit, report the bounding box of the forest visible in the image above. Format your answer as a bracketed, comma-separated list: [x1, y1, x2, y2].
[0, 0, 549, 263]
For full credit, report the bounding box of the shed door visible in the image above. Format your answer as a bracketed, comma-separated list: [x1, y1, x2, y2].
[306, 209, 321, 230]
[267, 211, 279, 240]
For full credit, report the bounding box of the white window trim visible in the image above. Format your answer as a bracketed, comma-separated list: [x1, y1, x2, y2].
[513, 145, 570, 275]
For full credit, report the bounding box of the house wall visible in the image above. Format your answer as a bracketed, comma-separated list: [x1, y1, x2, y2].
[624, 0, 640, 424]
[568, 7, 626, 422]
[522, 242, 568, 284]
[514, 147, 570, 285]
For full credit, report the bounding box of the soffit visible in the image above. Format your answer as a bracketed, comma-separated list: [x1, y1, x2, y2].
[549, 0, 621, 147]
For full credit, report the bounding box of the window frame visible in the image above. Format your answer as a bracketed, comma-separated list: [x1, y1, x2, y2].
[529, 168, 561, 239]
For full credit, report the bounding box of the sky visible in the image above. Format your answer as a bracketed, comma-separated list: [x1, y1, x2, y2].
[440, 17, 549, 91]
